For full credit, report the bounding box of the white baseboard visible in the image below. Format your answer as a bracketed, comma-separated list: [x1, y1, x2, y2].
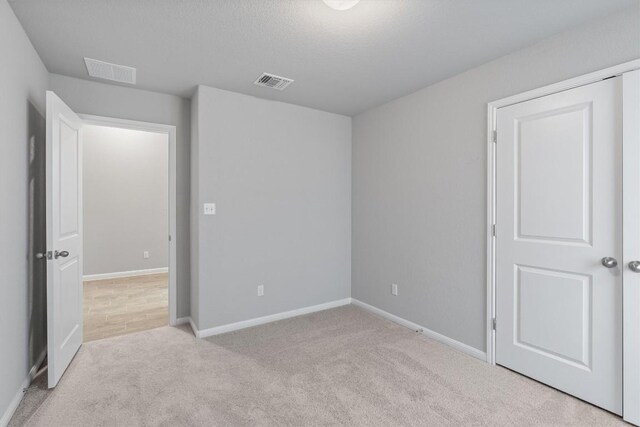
[0, 349, 47, 427]
[351, 299, 487, 361]
[174, 316, 190, 326]
[0, 376, 29, 427]
[188, 317, 198, 337]
[177, 298, 486, 362]
[29, 349, 47, 381]
[193, 298, 352, 339]
[83, 267, 168, 281]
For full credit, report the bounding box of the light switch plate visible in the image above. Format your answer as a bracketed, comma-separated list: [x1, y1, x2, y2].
[203, 203, 216, 215]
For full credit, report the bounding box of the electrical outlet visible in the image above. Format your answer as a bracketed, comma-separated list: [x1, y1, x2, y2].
[391, 283, 398, 296]
[143, 251, 149, 259]
[257, 285, 264, 297]
[203, 203, 216, 215]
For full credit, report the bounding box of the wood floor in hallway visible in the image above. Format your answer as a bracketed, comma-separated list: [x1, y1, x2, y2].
[83, 273, 168, 342]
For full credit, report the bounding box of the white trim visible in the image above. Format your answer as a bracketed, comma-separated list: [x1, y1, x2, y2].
[174, 316, 191, 326]
[486, 59, 640, 366]
[192, 299, 352, 339]
[83, 267, 168, 281]
[489, 60, 640, 111]
[29, 349, 47, 381]
[185, 298, 486, 361]
[351, 299, 487, 361]
[0, 377, 29, 427]
[79, 114, 179, 326]
[0, 349, 47, 427]
[188, 317, 198, 337]
[623, 69, 640, 426]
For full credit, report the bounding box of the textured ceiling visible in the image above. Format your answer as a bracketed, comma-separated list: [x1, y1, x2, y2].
[9, 0, 636, 115]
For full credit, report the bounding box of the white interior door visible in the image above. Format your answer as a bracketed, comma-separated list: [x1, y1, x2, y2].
[495, 77, 622, 414]
[623, 69, 640, 425]
[46, 91, 84, 388]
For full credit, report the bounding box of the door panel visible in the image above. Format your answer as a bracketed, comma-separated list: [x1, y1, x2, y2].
[516, 104, 591, 244]
[515, 265, 591, 369]
[59, 120, 79, 236]
[46, 91, 83, 388]
[496, 77, 622, 414]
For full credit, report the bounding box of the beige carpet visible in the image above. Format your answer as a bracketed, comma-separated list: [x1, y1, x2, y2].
[11, 305, 623, 426]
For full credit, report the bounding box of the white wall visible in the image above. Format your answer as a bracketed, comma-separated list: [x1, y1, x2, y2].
[83, 125, 168, 276]
[0, 0, 49, 423]
[48, 74, 190, 317]
[191, 86, 351, 330]
[352, 6, 640, 352]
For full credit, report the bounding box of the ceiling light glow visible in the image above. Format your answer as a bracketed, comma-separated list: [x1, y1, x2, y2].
[322, 0, 361, 11]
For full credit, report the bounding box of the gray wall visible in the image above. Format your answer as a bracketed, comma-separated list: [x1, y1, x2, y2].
[49, 74, 190, 318]
[352, 6, 640, 352]
[0, 0, 49, 420]
[83, 125, 168, 276]
[191, 86, 351, 329]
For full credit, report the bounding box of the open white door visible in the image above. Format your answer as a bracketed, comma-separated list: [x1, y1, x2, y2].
[45, 91, 83, 388]
[623, 69, 640, 425]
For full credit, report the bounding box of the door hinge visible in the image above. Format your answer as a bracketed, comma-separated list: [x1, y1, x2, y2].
[492, 130, 497, 143]
[168, 235, 172, 242]
[492, 318, 497, 330]
[491, 224, 496, 237]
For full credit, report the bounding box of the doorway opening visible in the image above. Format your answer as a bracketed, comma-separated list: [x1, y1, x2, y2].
[80, 116, 177, 342]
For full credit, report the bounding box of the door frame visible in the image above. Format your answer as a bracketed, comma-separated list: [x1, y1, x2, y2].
[486, 59, 640, 420]
[486, 58, 639, 364]
[79, 114, 179, 326]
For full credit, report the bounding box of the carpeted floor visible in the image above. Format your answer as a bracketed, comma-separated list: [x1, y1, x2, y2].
[10, 305, 623, 426]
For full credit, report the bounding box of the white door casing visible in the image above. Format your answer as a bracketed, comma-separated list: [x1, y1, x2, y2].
[623, 69, 640, 425]
[46, 91, 84, 388]
[495, 78, 622, 413]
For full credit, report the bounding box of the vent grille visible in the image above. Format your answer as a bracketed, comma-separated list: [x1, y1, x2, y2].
[253, 73, 294, 91]
[84, 57, 136, 84]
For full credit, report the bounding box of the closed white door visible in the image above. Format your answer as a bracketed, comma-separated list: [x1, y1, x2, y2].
[623, 69, 640, 425]
[495, 77, 622, 414]
[46, 91, 84, 388]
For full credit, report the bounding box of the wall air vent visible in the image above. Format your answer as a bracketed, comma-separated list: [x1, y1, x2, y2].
[84, 57, 136, 84]
[253, 73, 294, 91]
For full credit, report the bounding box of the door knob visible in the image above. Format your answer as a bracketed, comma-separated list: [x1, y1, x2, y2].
[629, 261, 640, 273]
[54, 250, 69, 259]
[601, 257, 618, 268]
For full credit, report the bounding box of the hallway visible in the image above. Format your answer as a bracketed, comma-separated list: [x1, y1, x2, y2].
[83, 273, 168, 342]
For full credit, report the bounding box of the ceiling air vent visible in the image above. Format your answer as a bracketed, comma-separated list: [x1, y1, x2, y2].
[253, 73, 294, 91]
[84, 57, 136, 84]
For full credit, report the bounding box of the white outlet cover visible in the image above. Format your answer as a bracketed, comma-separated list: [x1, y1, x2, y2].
[257, 285, 264, 296]
[143, 251, 149, 259]
[391, 283, 398, 296]
[203, 203, 216, 215]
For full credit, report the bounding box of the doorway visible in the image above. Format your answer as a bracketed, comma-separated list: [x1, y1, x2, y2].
[81, 124, 169, 342]
[486, 63, 640, 424]
[79, 114, 177, 339]
[495, 76, 622, 413]
[45, 93, 178, 387]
